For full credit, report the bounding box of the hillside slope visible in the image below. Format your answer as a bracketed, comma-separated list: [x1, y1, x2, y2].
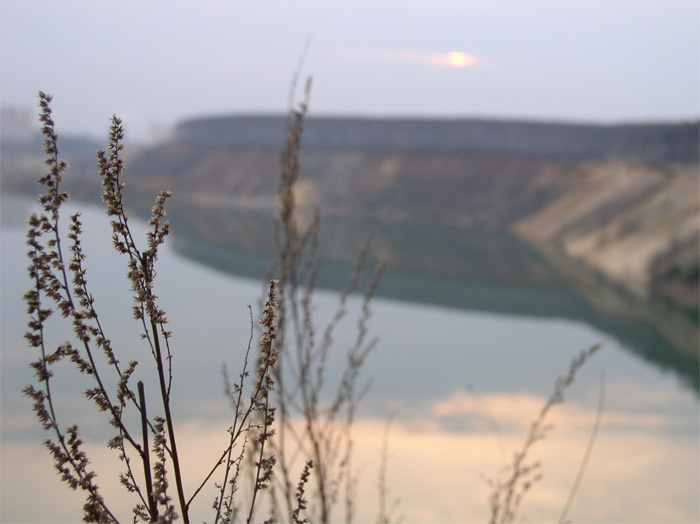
[513, 160, 698, 308]
[4, 116, 698, 309]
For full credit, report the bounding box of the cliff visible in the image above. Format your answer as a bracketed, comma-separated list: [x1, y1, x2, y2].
[3, 115, 698, 310]
[153, 115, 700, 310]
[175, 115, 699, 161]
[513, 160, 699, 309]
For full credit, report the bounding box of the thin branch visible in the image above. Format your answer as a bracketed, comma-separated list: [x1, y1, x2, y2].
[138, 381, 158, 522]
[558, 373, 605, 524]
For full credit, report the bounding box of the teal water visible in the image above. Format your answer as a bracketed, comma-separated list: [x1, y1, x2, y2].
[1, 193, 698, 522]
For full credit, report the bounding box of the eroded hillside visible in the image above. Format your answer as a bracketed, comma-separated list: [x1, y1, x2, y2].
[3, 116, 698, 310]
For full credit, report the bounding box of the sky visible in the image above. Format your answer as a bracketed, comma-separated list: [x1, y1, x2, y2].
[1, 0, 699, 142]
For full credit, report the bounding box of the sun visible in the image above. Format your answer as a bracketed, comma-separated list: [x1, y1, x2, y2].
[446, 52, 476, 69]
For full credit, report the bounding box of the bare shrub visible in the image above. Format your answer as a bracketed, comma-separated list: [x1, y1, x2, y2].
[23, 92, 290, 523]
[486, 343, 602, 524]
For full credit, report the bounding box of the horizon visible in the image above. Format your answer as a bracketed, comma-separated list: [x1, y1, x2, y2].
[4, 107, 699, 145]
[175, 110, 700, 126]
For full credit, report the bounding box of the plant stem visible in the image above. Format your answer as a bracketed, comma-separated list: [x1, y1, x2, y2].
[151, 318, 189, 522]
[138, 381, 158, 521]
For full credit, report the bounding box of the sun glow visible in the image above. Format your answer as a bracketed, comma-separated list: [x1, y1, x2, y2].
[446, 51, 476, 68]
[427, 50, 477, 68]
[374, 49, 477, 69]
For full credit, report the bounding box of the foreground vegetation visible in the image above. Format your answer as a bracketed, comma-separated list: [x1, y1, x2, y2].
[23, 91, 600, 523]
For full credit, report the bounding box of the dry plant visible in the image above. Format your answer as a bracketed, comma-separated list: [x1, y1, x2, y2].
[22, 90, 601, 524]
[250, 81, 386, 524]
[485, 343, 602, 524]
[377, 411, 402, 524]
[23, 92, 293, 523]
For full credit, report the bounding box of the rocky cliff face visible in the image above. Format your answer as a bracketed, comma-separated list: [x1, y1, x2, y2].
[513, 160, 699, 308]
[4, 115, 698, 310]
[128, 149, 698, 310]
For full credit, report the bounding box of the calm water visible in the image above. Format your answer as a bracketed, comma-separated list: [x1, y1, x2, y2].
[1, 193, 698, 523]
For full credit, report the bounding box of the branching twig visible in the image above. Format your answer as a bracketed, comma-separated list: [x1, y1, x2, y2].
[558, 372, 605, 523]
[487, 344, 602, 524]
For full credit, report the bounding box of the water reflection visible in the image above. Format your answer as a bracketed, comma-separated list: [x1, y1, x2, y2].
[3, 389, 697, 523]
[166, 201, 699, 392]
[2, 193, 698, 523]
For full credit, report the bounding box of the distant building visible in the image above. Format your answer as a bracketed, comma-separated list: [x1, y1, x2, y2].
[1, 106, 34, 143]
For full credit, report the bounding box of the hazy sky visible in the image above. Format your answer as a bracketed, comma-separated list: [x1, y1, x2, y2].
[1, 0, 698, 142]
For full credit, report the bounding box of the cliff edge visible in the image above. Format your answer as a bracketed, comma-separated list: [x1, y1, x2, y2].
[4, 115, 698, 310]
[168, 116, 700, 310]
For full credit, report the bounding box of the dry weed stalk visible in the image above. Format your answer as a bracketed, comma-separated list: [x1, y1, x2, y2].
[377, 411, 402, 524]
[262, 81, 386, 524]
[486, 343, 602, 524]
[23, 92, 290, 523]
[22, 91, 600, 524]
